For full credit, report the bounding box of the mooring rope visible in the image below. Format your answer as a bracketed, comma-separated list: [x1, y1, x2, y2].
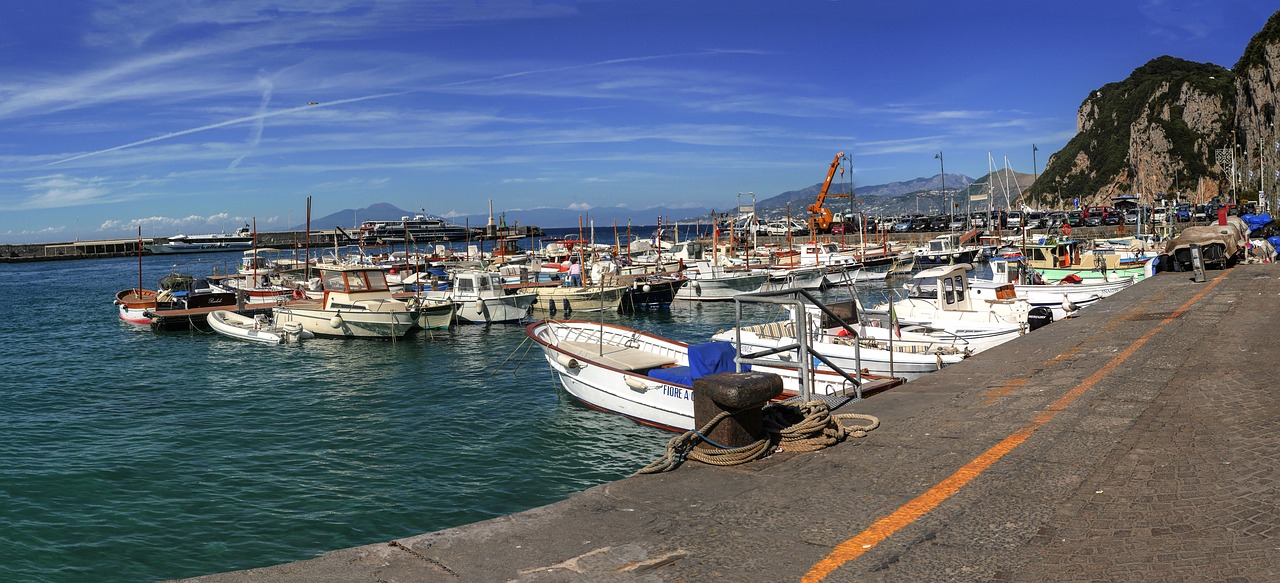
[634, 401, 880, 475]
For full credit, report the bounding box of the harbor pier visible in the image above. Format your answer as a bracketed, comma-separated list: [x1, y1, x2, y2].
[178, 263, 1280, 582]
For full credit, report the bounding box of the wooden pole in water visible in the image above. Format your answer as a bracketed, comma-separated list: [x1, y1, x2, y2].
[304, 196, 312, 280]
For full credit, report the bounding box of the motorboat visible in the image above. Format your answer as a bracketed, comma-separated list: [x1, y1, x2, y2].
[206, 309, 312, 345]
[674, 263, 768, 301]
[972, 256, 1136, 319]
[913, 232, 982, 265]
[525, 283, 629, 315]
[866, 263, 1049, 353]
[526, 320, 903, 432]
[712, 297, 969, 381]
[272, 264, 417, 339]
[420, 270, 536, 324]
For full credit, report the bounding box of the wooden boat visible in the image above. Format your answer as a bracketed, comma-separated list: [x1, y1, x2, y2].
[614, 273, 686, 312]
[1017, 238, 1151, 282]
[115, 288, 158, 325]
[206, 309, 313, 345]
[272, 264, 416, 339]
[526, 320, 903, 432]
[145, 277, 250, 332]
[525, 283, 628, 314]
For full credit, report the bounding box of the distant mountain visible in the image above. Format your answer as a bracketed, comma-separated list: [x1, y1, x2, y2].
[299, 202, 412, 231]
[752, 173, 975, 218]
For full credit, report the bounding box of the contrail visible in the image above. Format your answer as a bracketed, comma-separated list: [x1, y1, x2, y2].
[228, 77, 274, 170]
[442, 50, 751, 88]
[46, 91, 408, 166]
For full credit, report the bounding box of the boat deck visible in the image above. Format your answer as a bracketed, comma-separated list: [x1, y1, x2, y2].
[178, 264, 1280, 582]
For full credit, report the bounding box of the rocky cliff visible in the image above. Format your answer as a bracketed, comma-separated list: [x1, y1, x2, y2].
[1030, 10, 1280, 209]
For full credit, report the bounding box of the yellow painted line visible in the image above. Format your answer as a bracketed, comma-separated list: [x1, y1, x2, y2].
[803, 271, 1228, 582]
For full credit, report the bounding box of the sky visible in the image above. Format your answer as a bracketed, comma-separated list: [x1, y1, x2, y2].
[0, 0, 1273, 243]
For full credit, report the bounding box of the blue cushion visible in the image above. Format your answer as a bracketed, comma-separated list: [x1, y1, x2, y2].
[648, 366, 691, 386]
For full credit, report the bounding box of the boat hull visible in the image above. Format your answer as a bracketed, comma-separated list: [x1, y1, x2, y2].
[674, 271, 768, 301]
[272, 303, 416, 338]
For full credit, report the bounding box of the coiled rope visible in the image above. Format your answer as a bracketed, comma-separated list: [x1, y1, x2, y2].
[634, 401, 880, 475]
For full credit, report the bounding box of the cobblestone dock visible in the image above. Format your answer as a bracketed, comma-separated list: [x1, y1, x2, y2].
[179, 263, 1280, 583]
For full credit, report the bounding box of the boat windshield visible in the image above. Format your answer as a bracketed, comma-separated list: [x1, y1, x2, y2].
[321, 269, 390, 293]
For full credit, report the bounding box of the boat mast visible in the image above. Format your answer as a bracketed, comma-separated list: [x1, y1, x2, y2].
[136, 225, 143, 293]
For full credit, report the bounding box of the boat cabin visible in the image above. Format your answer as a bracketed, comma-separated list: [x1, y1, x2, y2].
[906, 263, 979, 312]
[927, 233, 963, 254]
[320, 266, 392, 294]
[1020, 239, 1085, 270]
[450, 270, 505, 297]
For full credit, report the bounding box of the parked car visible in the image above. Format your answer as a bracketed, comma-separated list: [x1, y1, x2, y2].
[891, 218, 913, 233]
[1084, 214, 1104, 227]
[1124, 210, 1138, 225]
[1067, 211, 1084, 226]
[1103, 211, 1122, 226]
[1006, 210, 1023, 229]
[1175, 204, 1192, 222]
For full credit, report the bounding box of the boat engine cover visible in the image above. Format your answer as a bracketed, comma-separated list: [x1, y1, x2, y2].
[1027, 306, 1054, 331]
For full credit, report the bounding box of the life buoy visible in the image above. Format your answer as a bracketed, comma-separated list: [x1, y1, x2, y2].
[292, 289, 305, 300]
[1062, 223, 1071, 236]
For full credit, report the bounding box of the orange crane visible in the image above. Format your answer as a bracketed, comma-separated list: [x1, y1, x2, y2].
[807, 152, 847, 232]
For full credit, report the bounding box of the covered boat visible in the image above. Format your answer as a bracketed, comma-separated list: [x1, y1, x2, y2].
[527, 320, 902, 431]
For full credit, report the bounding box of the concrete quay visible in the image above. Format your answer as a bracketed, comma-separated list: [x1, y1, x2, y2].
[179, 263, 1280, 583]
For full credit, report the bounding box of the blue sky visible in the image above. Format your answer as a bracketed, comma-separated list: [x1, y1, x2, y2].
[0, 0, 1271, 242]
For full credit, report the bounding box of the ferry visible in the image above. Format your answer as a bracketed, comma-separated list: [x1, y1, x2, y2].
[145, 225, 254, 254]
[358, 214, 476, 244]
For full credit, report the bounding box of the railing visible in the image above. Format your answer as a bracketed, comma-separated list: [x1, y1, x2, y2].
[728, 288, 864, 403]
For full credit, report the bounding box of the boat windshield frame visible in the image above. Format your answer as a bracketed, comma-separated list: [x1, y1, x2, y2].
[321, 269, 390, 293]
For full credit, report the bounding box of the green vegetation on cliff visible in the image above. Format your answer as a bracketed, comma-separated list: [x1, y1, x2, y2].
[1029, 56, 1233, 205]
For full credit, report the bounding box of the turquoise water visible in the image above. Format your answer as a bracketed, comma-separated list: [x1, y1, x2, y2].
[0, 247, 898, 582]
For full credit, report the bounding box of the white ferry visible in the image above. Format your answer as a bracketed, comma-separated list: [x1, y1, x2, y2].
[358, 214, 476, 244]
[146, 225, 254, 254]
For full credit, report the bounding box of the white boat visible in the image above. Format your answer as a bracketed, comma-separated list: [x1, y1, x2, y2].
[913, 232, 982, 265]
[972, 256, 1136, 319]
[866, 263, 1047, 353]
[674, 263, 768, 301]
[145, 225, 254, 254]
[420, 270, 536, 324]
[206, 309, 312, 345]
[711, 298, 969, 381]
[526, 320, 902, 431]
[759, 264, 829, 292]
[272, 264, 417, 339]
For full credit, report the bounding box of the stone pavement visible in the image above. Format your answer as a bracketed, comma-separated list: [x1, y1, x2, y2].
[179, 264, 1280, 583]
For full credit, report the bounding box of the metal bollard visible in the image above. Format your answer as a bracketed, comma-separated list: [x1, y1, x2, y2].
[1189, 243, 1206, 283]
[692, 372, 783, 450]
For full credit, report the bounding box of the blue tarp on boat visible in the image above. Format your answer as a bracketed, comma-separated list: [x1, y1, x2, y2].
[648, 341, 747, 386]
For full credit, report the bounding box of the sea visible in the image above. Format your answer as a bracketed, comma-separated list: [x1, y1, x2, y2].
[0, 226, 908, 582]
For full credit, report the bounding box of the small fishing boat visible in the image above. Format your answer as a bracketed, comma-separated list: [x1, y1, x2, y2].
[674, 263, 768, 301]
[272, 264, 417, 339]
[526, 283, 629, 314]
[866, 263, 1048, 353]
[615, 273, 686, 312]
[712, 298, 969, 381]
[527, 320, 903, 431]
[115, 288, 158, 325]
[206, 309, 313, 345]
[420, 270, 536, 324]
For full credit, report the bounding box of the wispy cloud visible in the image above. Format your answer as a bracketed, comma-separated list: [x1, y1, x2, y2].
[46, 91, 407, 166]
